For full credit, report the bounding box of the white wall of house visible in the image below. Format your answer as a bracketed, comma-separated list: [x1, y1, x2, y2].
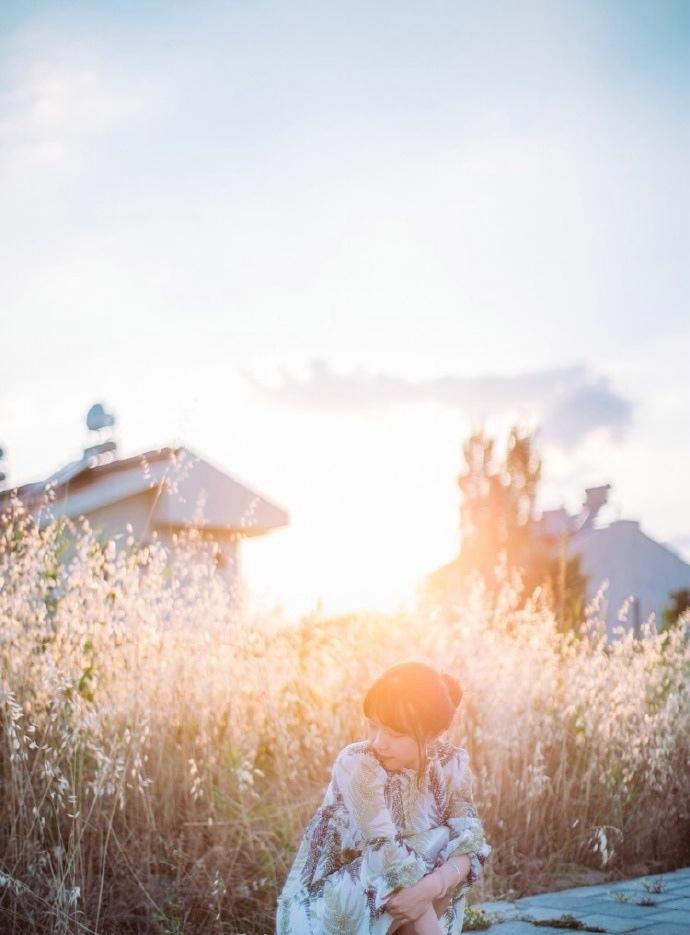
[153, 526, 241, 597]
[2, 445, 287, 621]
[79, 489, 157, 544]
[75, 494, 243, 604]
[567, 519, 690, 637]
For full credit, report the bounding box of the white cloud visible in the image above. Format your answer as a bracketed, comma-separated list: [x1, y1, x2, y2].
[243, 359, 634, 452]
[0, 32, 167, 171]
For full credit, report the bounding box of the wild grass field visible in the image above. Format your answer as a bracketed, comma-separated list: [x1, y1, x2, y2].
[1, 505, 689, 933]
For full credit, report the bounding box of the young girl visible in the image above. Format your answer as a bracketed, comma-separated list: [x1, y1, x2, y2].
[276, 661, 492, 934]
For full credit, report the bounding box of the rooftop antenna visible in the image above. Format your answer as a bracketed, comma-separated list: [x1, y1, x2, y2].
[84, 403, 117, 465]
[86, 403, 116, 433]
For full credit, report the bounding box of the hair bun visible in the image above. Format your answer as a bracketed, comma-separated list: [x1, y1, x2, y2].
[441, 672, 462, 709]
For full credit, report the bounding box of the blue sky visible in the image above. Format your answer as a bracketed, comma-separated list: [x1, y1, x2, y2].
[2, 1, 689, 618]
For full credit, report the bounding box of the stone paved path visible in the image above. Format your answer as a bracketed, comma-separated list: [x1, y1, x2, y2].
[473, 866, 690, 935]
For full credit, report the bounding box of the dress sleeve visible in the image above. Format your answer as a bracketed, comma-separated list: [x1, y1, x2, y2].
[332, 747, 432, 911]
[436, 748, 492, 889]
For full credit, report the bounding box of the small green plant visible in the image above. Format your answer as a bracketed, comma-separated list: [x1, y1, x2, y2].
[463, 905, 492, 931]
[153, 892, 188, 935]
[611, 891, 629, 902]
[641, 878, 666, 894]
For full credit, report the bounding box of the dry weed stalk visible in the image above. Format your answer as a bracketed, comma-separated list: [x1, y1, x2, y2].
[0, 504, 688, 933]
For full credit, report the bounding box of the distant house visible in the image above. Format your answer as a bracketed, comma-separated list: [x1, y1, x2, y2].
[0, 441, 289, 601]
[423, 483, 690, 639]
[535, 485, 690, 639]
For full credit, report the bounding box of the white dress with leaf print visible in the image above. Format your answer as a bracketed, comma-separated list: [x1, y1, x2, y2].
[276, 738, 491, 935]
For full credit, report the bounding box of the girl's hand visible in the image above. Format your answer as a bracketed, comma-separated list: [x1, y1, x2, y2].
[384, 876, 437, 922]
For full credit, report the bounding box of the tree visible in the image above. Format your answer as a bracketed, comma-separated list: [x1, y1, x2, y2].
[536, 546, 589, 634]
[455, 424, 587, 630]
[661, 588, 690, 632]
[457, 424, 541, 589]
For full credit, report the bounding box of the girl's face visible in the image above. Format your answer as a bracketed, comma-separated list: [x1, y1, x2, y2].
[366, 713, 422, 771]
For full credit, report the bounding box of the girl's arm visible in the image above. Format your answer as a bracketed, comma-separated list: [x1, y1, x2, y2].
[384, 854, 470, 924]
[414, 853, 471, 901]
[434, 748, 492, 891]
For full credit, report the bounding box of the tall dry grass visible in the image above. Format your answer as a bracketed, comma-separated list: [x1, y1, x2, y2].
[1, 504, 689, 933]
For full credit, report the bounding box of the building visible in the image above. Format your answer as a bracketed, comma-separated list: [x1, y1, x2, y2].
[423, 483, 690, 639]
[0, 439, 289, 601]
[535, 485, 690, 638]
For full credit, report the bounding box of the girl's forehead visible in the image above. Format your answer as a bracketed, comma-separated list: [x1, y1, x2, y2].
[366, 712, 400, 730]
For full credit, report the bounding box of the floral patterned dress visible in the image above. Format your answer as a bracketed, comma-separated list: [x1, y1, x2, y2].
[276, 738, 491, 935]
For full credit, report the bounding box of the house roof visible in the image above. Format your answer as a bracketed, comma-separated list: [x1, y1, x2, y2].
[537, 507, 579, 539]
[568, 518, 690, 573]
[0, 445, 289, 537]
[565, 518, 690, 634]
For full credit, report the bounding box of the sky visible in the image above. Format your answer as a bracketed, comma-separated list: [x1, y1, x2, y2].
[2, 0, 689, 620]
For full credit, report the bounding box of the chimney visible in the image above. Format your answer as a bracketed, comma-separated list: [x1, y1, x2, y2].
[579, 484, 611, 532]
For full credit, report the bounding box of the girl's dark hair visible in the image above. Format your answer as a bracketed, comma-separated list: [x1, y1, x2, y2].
[363, 661, 463, 779]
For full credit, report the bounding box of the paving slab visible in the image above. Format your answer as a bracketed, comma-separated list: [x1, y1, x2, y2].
[480, 901, 521, 916]
[481, 924, 568, 935]
[473, 866, 690, 935]
[518, 905, 603, 923]
[639, 909, 690, 924]
[576, 914, 645, 932]
[628, 926, 690, 935]
[649, 898, 690, 910]
[576, 903, 663, 920]
[516, 896, 658, 916]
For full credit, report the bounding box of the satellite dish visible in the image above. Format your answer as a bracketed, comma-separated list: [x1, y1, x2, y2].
[86, 403, 116, 432]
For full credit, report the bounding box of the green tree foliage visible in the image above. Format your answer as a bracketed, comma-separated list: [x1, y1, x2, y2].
[536, 546, 589, 634]
[661, 587, 690, 632]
